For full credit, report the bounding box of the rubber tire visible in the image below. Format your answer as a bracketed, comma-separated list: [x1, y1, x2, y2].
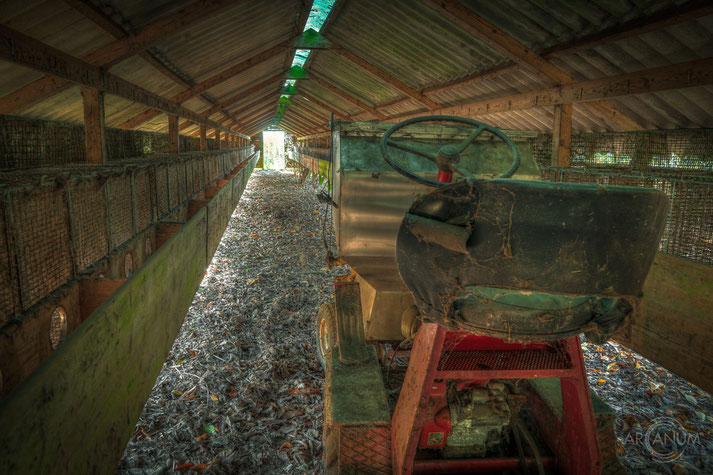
[315, 302, 337, 372]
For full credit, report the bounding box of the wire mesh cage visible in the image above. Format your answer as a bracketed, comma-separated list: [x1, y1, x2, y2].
[10, 185, 74, 310]
[167, 164, 179, 210]
[531, 130, 713, 265]
[0, 116, 85, 169]
[154, 166, 169, 218]
[0, 197, 18, 326]
[69, 178, 109, 272]
[134, 170, 152, 233]
[107, 174, 134, 249]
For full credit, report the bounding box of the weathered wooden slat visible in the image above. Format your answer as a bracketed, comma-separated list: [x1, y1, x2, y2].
[199, 125, 207, 152]
[0, 24, 244, 137]
[615, 253, 713, 394]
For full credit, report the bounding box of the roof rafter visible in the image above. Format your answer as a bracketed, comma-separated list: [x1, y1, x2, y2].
[118, 45, 291, 129]
[0, 0, 236, 114]
[180, 78, 284, 131]
[327, 38, 441, 109]
[310, 71, 388, 120]
[65, 0, 235, 124]
[424, 0, 643, 130]
[296, 92, 349, 119]
[0, 23, 246, 137]
[391, 57, 713, 122]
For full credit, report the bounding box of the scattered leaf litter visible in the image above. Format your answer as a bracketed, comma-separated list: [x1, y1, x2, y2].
[582, 338, 713, 474]
[116, 169, 713, 474]
[117, 170, 346, 474]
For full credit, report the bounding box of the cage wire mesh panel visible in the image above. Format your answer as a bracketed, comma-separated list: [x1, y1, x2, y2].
[0, 197, 18, 326]
[531, 130, 713, 265]
[168, 164, 179, 210]
[134, 170, 152, 233]
[177, 162, 187, 204]
[69, 178, 109, 272]
[0, 116, 85, 169]
[107, 174, 134, 249]
[155, 166, 169, 218]
[10, 185, 73, 310]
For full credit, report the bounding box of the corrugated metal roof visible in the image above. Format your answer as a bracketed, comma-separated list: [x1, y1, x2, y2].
[0, 0, 711, 139]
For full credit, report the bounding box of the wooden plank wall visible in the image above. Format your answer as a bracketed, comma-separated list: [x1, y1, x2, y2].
[0, 154, 258, 474]
[616, 253, 713, 394]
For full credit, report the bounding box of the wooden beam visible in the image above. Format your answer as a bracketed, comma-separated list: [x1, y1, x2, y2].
[0, 24, 246, 137]
[551, 104, 572, 167]
[329, 41, 441, 109]
[541, 0, 713, 60]
[424, 0, 641, 130]
[64, 0, 225, 119]
[195, 73, 286, 120]
[284, 110, 323, 130]
[0, 0, 235, 114]
[297, 92, 349, 119]
[290, 106, 328, 128]
[181, 87, 279, 131]
[614, 253, 713, 394]
[409, 1, 713, 104]
[81, 87, 106, 164]
[118, 44, 291, 129]
[215, 130, 221, 150]
[310, 72, 388, 120]
[168, 114, 179, 154]
[392, 57, 713, 121]
[200, 125, 207, 152]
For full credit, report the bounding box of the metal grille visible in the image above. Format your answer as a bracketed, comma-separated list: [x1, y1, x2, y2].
[0, 116, 85, 169]
[134, 170, 152, 232]
[69, 178, 108, 272]
[155, 166, 169, 218]
[0, 198, 17, 327]
[107, 175, 134, 248]
[438, 346, 571, 372]
[339, 425, 392, 474]
[168, 164, 179, 210]
[11, 186, 73, 310]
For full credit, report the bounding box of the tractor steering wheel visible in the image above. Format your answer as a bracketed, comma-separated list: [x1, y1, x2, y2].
[379, 115, 520, 188]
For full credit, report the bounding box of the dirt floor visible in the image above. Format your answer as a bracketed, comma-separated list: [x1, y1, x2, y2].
[117, 169, 712, 474]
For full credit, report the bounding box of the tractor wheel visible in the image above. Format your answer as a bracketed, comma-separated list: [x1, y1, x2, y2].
[315, 302, 337, 371]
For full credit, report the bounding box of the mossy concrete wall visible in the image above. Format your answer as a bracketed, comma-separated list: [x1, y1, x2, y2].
[0, 155, 257, 474]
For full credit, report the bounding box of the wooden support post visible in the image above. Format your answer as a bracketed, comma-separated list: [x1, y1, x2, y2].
[215, 130, 221, 150]
[552, 104, 572, 167]
[200, 125, 207, 152]
[168, 114, 179, 154]
[81, 87, 106, 163]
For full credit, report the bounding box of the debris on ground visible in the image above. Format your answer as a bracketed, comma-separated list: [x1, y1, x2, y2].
[117, 170, 346, 474]
[118, 169, 712, 474]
